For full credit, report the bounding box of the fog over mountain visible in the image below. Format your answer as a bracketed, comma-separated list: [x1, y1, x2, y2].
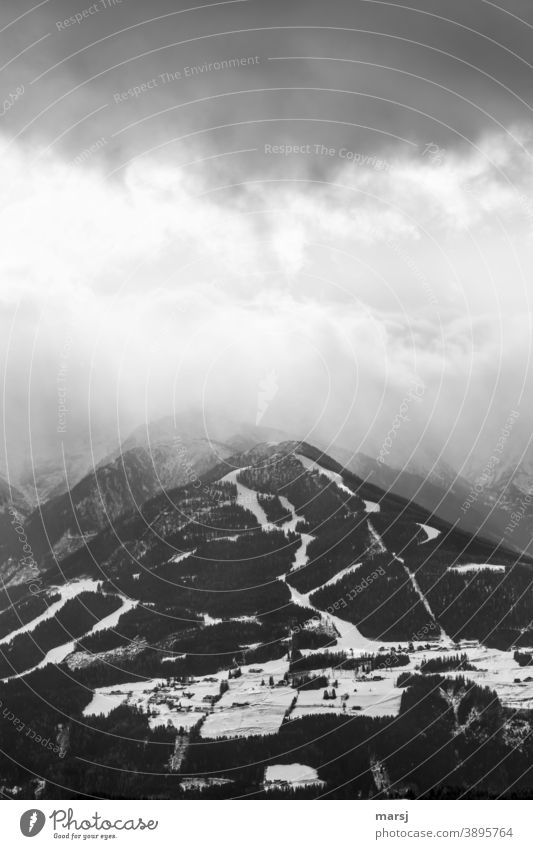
[1, 0, 533, 499]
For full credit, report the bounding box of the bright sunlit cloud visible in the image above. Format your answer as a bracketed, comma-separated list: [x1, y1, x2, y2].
[1, 129, 533, 473]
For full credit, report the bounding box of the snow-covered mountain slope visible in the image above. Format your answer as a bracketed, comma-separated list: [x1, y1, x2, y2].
[1, 436, 533, 800]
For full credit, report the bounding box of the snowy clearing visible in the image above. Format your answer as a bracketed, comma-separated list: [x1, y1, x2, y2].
[426, 643, 533, 711]
[264, 763, 323, 788]
[290, 532, 314, 572]
[296, 454, 356, 497]
[82, 639, 533, 739]
[417, 523, 441, 544]
[450, 564, 507, 574]
[203, 613, 259, 626]
[291, 665, 404, 720]
[278, 494, 303, 533]
[367, 520, 387, 554]
[84, 674, 224, 730]
[170, 550, 196, 564]
[201, 659, 291, 739]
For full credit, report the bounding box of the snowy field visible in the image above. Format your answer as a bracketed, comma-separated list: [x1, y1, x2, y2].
[290, 665, 404, 720]
[201, 659, 293, 739]
[84, 674, 224, 730]
[81, 637, 533, 740]
[448, 644, 533, 710]
[450, 564, 507, 573]
[417, 523, 441, 544]
[264, 763, 324, 788]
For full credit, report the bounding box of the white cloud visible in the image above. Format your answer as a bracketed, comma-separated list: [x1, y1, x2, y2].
[2, 130, 533, 472]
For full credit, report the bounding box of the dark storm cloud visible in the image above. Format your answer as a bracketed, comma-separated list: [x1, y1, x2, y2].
[1, 0, 533, 183]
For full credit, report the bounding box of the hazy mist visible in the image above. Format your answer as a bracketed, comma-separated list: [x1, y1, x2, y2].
[1, 0, 533, 484]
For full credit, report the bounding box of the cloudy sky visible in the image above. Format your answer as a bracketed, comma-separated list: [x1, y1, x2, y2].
[1, 0, 533, 480]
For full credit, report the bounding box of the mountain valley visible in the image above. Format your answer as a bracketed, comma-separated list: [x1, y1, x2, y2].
[1, 433, 533, 799]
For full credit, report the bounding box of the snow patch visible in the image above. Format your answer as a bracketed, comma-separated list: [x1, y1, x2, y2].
[296, 453, 356, 497]
[319, 562, 362, 590]
[203, 614, 259, 626]
[367, 520, 387, 554]
[84, 674, 224, 729]
[395, 556, 452, 646]
[277, 495, 302, 533]
[450, 564, 506, 574]
[264, 763, 323, 788]
[417, 523, 441, 544]
[291, 532, 314, 572]
[170, 550, 196, 564]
